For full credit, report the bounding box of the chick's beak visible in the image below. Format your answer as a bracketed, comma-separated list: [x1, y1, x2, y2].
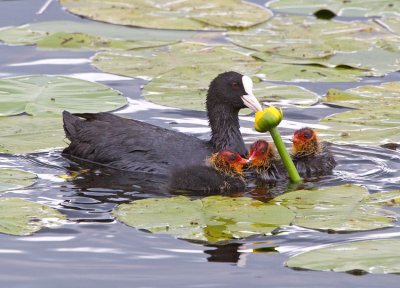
[238, 157, 248, 166]
[292, 134, 301, 144]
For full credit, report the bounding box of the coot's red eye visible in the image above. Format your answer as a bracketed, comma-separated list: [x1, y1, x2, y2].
[231, 82, 240, 89]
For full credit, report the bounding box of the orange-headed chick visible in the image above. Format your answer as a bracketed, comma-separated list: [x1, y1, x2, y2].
[292, 127, 321, 157]
[247, 140, 286, 181]
[291, 127, 336, 178]
[208, 150, 248, 177]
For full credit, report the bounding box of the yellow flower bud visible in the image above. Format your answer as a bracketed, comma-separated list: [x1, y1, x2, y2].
[254, 106, 283, 132]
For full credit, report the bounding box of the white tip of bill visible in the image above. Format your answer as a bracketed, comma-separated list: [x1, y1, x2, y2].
[241, 76, 263, 112]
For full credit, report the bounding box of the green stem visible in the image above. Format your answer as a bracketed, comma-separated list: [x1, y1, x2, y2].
[269, 127, 302, 183]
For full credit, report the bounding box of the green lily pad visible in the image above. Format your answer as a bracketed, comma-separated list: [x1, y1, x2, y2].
[0, 115, 65, 154]
[112, 196, 295, 242]
[378, 17, 400, 34]
[363, 190, 400, 206]
[228, 15, 377, 58]
[273, 184, 397, 232]
[286, 239, 400, 274]
[267, 0, 400, 17]
[143, 67, 318, 110]
[60, 0, 272, 30]
[0, 169, 37, 192]
[0, 24, 47, 45]
[316, 123, 400, 146]
[255, 60, 370, 82]
[93, 42, 261, 80]
[0, 198, 65, 236]
[323, 82, 400, 109]
[318, 82, 400, 145]
[253, 82, 319, 106]
[0, 25, 175, 50]
[0, 75, 127, 116]
[255, 45, 400, 77]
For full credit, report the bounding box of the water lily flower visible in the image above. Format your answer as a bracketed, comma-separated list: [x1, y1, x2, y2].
[253, 105, 301, 183]
[254, 106, 283, 133]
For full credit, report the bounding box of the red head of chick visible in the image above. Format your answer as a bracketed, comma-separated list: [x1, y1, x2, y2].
[248, 140, 277, 173]
[208, 150, 248, 176]
[291, 127, 321, 157]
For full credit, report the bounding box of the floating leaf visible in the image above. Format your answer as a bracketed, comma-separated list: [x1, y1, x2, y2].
[273, 184, 397, 232]
[363, 190, 400, 206]
[228, 15, 377, 57]
[317, 123, 400, 146]
[0, 20, 195, 46]
[318, 82, 400, 145]
[0, 115, 65, 154]
[0, 169, 37, 192]
[143, 67, 318, 110]
[0, 24, 47, 45]
[0, 75, 127, 116]
[112, 196, 294, 242]
[254, 60, 370, 82]
[377, 17, 400, 34]
[93, 42, 261, 80]
[0, 25, 175, 50]
[323, 82, 400, 109]
[60, 0, 272, 30]
[267, 0, 400, 17]
[0, 198, 65, 236]
[253, 82, 319, 106]
[286, 239, 400, 274]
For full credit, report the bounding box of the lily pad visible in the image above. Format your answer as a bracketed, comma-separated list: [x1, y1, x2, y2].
[316, 123, 400, 146]
[0, 25, 175, 50]
[60, 0, 272, 30]
[0, 24, 47, 45]
[0, 169, 37, 192]
[377, 17, 400, 34]
[267, 0, 400, 17]
[112, 196, 295, 242]
[286, 239, 400, 274]
[0, 197, 65, 236]
[93, 42, 261, 80]
[318, 82, 400, 145]
[323, 82, 400, 109]
[228, 15, 377, 58]
[363, 190, 400, 206]
[143, 67, 319, 110]
[255, 45, 400, 77]
[0, 75, 127, 116]
[273, 184, 397, 232]
[0, 115, 65, 154]
[255, 60, 370, 82]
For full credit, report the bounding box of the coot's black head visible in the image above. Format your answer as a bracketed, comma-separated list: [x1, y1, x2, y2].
[206, 71, 262, 112]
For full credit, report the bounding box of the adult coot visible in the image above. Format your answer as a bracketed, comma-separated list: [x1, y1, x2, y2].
[291, 127, 336, 178]
[62, 71, 263, 175]
[168, 150, 247, 192]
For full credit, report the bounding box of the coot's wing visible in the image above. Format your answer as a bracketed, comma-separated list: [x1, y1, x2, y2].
[63, 111, 212, 174]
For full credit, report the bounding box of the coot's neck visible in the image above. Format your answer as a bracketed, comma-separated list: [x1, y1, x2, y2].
[208, 104, 247, 156]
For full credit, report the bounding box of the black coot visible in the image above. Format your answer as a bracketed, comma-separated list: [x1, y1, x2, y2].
[62, 71, 262, 175]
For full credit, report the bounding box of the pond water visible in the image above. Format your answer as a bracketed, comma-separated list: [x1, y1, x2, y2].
[0, 0, 400, 287]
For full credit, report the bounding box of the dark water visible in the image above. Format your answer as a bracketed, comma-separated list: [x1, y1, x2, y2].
[1, 1, 400, 287]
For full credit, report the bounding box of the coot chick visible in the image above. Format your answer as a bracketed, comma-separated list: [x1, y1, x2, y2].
[247, 140, 286, 182]
[62, 71, 263, 175]
[291, 127, 336, 178]
[168, 150, 247, 192]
